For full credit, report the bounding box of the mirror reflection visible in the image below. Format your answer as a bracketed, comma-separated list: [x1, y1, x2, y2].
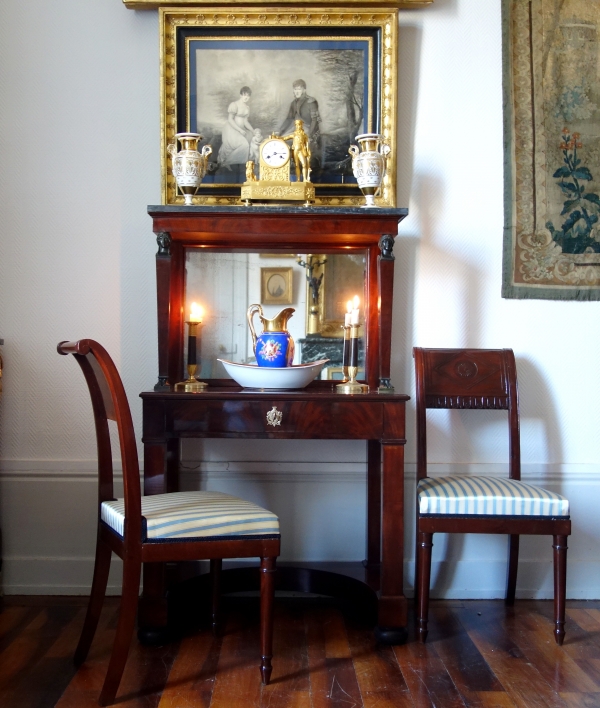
[184, 250, 367, 380]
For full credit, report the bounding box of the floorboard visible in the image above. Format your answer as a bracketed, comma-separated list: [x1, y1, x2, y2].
[1, 597, 600, 708]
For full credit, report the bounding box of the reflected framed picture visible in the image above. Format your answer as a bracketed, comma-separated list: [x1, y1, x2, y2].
[160, 8, 397, 206]
[261, 267, 293, 305]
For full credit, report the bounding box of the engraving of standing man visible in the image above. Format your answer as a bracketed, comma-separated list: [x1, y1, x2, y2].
[279, 79, 322, 162]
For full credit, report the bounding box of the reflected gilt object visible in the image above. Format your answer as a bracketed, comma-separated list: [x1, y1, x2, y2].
[348, 133, 391, 208]
[167, 133, 212, 205]
[247, 304, 295, 368]
[296, 255, 327, 335]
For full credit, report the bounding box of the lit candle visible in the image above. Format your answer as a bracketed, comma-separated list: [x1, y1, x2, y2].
[344, 300, 352, 327]
[190, 302, 203, 323]
[351, 295, 360, 325]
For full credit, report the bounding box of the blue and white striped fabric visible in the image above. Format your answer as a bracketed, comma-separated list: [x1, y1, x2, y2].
[418, 476, 569, 517]
[101, 491, 280, 540]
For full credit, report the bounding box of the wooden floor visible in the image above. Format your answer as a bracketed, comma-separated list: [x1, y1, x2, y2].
[1, 595, 600, 708]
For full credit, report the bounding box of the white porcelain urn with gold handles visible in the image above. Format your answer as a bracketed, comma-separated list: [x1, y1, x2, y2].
[167, 132, 212, 205]
[348, 133, 391, 208]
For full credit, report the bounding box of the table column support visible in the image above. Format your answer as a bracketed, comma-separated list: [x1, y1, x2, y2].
[376, 439, 407, 643]
[365, 439, 381, 585]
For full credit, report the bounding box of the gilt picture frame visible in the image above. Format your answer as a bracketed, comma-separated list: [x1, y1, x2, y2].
[261, 267, 293, 305]
[160, 8, 397, 206]
[128, 1, 431, 8]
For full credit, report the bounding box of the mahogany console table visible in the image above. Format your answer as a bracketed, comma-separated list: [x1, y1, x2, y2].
[140, 205, 409, 643]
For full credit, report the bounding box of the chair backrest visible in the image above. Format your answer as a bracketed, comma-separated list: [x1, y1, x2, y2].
[413, 348, 520, 482]
[58, 339, 141, 541]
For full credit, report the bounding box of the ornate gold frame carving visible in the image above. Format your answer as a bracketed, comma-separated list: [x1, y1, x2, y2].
[160, 7, 398, 206]
[129, 1, 431, 8]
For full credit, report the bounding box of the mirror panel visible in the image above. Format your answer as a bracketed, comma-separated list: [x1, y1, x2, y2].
[184, 250, 367, 380]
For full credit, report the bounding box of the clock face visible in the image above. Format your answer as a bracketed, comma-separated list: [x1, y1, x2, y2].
[261, 139, 290, 167]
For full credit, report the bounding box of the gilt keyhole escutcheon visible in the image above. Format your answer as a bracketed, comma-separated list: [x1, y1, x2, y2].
[266, 406, 283, 427]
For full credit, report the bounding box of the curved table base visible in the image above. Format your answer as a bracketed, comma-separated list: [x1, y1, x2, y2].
[138, 564, 407, 646]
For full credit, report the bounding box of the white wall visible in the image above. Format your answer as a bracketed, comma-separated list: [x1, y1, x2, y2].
[1, 0, 599, 598]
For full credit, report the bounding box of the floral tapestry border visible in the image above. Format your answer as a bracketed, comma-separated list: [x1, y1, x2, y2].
[502, 0, 600, 300]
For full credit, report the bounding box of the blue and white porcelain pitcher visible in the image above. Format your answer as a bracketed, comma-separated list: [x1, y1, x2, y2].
[247, 304, 295, 367]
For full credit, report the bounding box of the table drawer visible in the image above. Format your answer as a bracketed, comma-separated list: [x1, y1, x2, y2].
[172, 399, 305, 435]
[169, 399, 386, 438]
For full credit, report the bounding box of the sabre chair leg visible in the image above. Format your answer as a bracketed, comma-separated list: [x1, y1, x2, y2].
[210, 559, 222, 636]
[553, 534, 568, 646]
[99, 557, 142, 707]
[259, 556, 277, 685]
[417, 531, 433, 643]
[75, 534, 112, 667]
[505, 534, 519, 606]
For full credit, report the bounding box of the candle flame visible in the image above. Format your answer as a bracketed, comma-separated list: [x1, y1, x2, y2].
[190, 302, 204, 323]
[353, 295, 360, 309]
[346, 300, 353, 314]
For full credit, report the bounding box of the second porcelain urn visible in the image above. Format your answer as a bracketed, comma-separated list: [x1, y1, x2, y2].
[348, 133, 391, 208]
[167, 132, 212, 205]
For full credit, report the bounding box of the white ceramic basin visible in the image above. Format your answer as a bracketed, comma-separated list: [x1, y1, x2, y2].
[217, 359, 329, 389]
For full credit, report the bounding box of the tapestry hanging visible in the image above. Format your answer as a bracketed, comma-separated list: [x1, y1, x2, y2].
[502, 0, 600, 300]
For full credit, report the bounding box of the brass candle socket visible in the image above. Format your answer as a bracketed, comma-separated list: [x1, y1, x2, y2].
[174, 364, 208, 392]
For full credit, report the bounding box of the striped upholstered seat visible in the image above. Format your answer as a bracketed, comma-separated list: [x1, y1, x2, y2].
[413, 348, 572, 647]
[417, 476, 569, 517]
[101, 491, 280, 541]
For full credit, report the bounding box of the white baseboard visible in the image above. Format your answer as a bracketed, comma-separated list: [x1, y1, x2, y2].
[1, 459, 599, 597]
[3, 558, 597, 599]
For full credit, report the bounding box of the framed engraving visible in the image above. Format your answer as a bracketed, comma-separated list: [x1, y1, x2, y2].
[261, 267, 293, 305]
[160, 8, 397, 206]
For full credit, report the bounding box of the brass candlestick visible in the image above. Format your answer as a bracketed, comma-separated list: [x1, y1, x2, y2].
[175, 321, 208, 392]
[336, 324, 368, 394]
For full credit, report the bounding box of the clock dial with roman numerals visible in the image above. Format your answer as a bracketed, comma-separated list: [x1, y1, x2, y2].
[261, 139, 290, 167]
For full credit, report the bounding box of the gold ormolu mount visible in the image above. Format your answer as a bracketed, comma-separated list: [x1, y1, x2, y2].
[174, 363, 208, 393]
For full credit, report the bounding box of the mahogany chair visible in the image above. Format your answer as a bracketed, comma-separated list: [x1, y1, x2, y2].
[58, 339, 280, 706]
[413, 348, 571, 645]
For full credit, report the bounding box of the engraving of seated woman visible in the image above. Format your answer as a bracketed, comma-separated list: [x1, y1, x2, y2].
[217, 86, 254, 169]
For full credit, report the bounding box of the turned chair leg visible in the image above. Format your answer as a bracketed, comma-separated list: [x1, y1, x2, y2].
[414, 507, 421, 607]
[210, 559, 222, 635]
[505, 534, 519, 606]
[75, 535, 112, 667]
[99, 557, 142, 707]
[553, 535, 568, 646]
[259, 556, 277, 685]
[416, 531, 433, 643]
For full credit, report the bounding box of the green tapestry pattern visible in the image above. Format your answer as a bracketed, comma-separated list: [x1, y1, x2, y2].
[503, 0, 600, 299]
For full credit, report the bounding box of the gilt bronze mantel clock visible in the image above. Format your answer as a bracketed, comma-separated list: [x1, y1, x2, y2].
[241, 120, 315, 205]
